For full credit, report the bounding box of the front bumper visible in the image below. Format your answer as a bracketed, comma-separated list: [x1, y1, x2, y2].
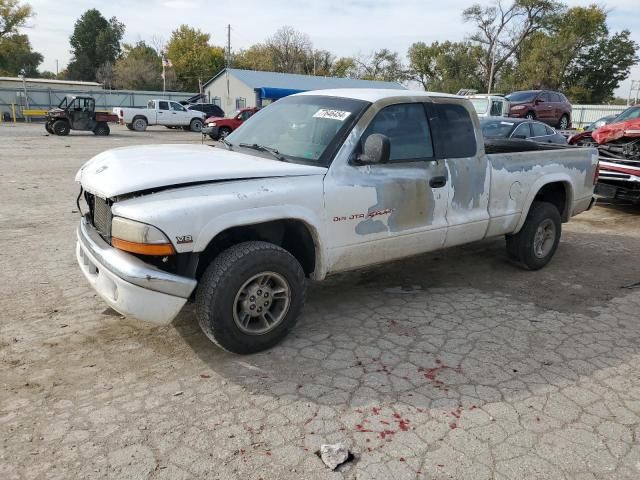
[202, 125, 220, 137]
[76, 217, 197, 325]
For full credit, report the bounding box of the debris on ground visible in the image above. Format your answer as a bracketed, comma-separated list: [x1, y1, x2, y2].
[318, 443, 351, 470]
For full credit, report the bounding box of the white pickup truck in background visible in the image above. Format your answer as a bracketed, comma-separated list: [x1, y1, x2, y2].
[77, 89, 597, 354]
[114, 99, 206, 132]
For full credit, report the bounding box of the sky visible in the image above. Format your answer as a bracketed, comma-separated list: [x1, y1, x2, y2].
[21, 0, 640, 99]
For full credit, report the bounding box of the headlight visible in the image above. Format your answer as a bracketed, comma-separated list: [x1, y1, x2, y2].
[208, 122, 217, 126]
[111, 217, 175, 256]
[511, 105, 526, 111]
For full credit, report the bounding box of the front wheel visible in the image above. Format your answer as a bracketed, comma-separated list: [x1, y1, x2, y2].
[45, 122, 54, 134]
[52, 120, 70, 136]
[525, 111, 536, 120]
[196, 241, 306, 354]
[132, 117, 147, 132]
[506, 201, 561, 270]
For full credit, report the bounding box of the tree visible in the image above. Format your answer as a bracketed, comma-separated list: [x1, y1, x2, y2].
[0, 0, 31, 38]
[234, 43, 276, 71]
[113, 41, 165, 91]
[0, 32, 41, 75]
[67, 9, 124, 81]
[566, 30, 639, 103]
[166, 25, 225, 92]
[352, 49, 405, 82]
[331, 57, 357, 78]
[463, 0, 561, 90]
[265, 26, 312, 74]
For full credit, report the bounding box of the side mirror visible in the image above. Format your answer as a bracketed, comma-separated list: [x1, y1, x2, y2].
[535, 99, 543, 104]
[358, 134, 390, 165]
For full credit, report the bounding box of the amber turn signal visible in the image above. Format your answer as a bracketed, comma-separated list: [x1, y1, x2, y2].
[111, 238, 175, 256]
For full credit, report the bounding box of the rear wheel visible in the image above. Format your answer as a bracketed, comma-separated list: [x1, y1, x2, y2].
[93, 122, 110, 136]
[196, 241, 306, 354]
[557, 115, 569, 130]
[190, 118, 203, 132]
[52, 120, 70, 136]
[132, 117, 147, 132]
[125, 123, 134, 131]
[506, 201, 561, 270]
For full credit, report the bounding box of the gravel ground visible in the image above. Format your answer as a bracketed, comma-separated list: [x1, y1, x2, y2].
[2, 122, 640, 480]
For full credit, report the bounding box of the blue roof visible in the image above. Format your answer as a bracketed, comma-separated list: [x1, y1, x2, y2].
[204, 68, 406, 91]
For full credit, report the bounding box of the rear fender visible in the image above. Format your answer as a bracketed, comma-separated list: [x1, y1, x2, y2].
[514, 175, 573, 233]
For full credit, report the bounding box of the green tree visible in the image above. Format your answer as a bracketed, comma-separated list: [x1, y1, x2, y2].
[408, 41, 484, 92]
[330, 57, 357, 78]
[67, 9, 124, 81]
[113, 41, 165, 90]
[166, 25, 225, 91]
[566, 30, 638, 103]
[0, 0, 31, 38]
[233, 43, 276, 71]
[353, 49, 405, 82]
[0, 32, 41, 75]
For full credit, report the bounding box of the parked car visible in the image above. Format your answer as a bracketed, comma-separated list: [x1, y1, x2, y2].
[506, 90, 572, 129]
[115, 99, 206, 132]
[584, 114, 618, 132]
[467, 94, 510, 118]
[569, 105, 640, 203]
[187, 103, 225, 118]
[75, 89, 597, 354]
[480, 118, 567, 144]
[202, 107, 260, 140]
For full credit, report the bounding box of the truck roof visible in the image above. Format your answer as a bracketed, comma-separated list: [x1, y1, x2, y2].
[295, 88, 462, 103]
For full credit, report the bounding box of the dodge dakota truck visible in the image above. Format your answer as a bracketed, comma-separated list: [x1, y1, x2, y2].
[76, 89, 597, 354]
[114, 99, 206, 132]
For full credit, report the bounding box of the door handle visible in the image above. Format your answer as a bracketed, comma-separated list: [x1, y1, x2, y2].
[429, 176, 447, 188]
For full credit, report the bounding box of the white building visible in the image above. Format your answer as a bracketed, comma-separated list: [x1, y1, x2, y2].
[202, 68, 405, 113]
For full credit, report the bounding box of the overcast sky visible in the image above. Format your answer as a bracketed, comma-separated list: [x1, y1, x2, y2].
[22, 0, 640, 98]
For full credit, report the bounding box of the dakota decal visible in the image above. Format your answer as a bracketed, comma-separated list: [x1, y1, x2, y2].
[333, 208, 395, 222]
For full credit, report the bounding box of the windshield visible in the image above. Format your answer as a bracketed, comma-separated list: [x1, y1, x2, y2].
[614, 107, 640, 122]
[480, 119, 515, 138]
[505, 91, 538, 103]
[225, 95, 369, 166]
[469, 98, 489, 114]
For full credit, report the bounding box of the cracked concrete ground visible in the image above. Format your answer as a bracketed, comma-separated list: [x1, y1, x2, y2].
[2, 123, 640, 480]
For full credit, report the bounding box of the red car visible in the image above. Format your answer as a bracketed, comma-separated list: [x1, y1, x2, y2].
[506, 90, 572, 129]
[202, 107, 260, 140]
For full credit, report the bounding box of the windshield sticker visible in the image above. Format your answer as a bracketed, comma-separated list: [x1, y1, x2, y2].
[313, 109, 351, 121]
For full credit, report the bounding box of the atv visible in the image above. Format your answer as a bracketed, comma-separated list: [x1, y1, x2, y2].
[45, 96, 118, 136]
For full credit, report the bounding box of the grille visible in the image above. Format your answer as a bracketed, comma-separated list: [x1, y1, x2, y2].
[92, 196, 112, 240]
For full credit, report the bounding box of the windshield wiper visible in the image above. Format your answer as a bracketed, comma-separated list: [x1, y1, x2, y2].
[221, 137, 234, 150]
[238, 143, 287, 162]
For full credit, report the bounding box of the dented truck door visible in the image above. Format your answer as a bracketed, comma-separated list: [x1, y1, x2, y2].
[426, 100, 490, 247]
[324, 100, 451, 273]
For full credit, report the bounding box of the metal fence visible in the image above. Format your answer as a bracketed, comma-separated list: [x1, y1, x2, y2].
[571, 104, 628, 128]
[0, 86, 197, 120]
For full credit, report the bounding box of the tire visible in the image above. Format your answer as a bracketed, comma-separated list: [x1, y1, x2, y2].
[132, 117, 147, 132]
[45, 123, 53, 134]
[196, 241, 306, 354]
[219, 126, 232, 138]
[557, 115, 569, 130]
[52, 120, 70, 136]
[525, 111, 536, 120]
[93, 122, 110, 136]
[125, 123, 134, 131]
[190, 118, 203, 132]
[506, 201, 561, 270]
[209, 133, 220, 141]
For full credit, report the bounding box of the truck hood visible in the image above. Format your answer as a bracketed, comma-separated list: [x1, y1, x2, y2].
[75, 144, 327, 198]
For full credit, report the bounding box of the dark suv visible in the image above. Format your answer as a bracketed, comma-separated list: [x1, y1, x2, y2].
[506, 90, 572, 129]
[187, 103, 225, 118]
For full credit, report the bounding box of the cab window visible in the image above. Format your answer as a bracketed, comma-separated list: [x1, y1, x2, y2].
[428, 103, 477, 158]
[158, 101, 170, 110]
[361, 103, 434, 162]
[170, 102, 186, 112]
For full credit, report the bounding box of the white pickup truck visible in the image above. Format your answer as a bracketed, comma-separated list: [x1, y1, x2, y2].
[76, 89, 597, 354]
[114, 99, 206, 132]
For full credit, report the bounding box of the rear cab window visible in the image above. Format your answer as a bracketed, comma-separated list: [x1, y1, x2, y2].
[427, 102, 477, 158]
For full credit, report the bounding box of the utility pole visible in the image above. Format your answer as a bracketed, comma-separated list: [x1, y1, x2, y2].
[55, 59, 58, 77]
[228, 24, 231, 64]
[629, 80, 640, 106]
[487, 45, 496, 95]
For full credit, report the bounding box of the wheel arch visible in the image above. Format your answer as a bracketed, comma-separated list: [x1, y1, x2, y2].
[515, 176, 574, 233]
[194, 209, 326, 280]
[132, 114, 148, 123]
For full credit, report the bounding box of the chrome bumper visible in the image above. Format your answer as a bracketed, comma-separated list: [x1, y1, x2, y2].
[77, 216, 196, 299]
